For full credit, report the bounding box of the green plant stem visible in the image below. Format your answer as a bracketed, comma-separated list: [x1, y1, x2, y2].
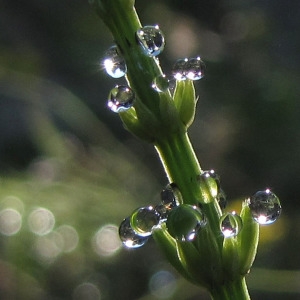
[210, 277, 250, 300]
[91, 1, 253, 299]
[155, 133, 201, 205]
[155, 133, 223, 246]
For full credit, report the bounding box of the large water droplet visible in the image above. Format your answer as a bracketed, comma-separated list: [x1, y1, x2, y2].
[185, 57, 205, 80]
[220, 212, 243, 237]
[136, 25, 165, 56]
[130, 206, 160, 237]
[172, 58, 188, 81]
[102, 45, 127, 78]
[107, 85, 135, 113]
[166, 204, 206, 242]
[119, 217, 149, 248]
[248, 189, 282, 225]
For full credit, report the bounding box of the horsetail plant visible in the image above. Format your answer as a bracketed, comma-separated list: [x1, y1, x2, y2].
[89, 0, 282, 299]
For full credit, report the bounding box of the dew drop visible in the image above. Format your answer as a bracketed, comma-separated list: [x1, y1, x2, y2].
[107, 85, 135, 113]
[172, 57, 205, 81]
[136, 25, 165, 56]
[102, 45, 127, 78]
[160, 183, 180, 209]
[220, 212, 242, 238]
[155, 184, 180, 221]
[185, 57, 205, 80]
[172, 58, 188, 81]
[199, 170, 219, 198]
[152, 75, 169, 92]
[154, 204, 169, 221]
[130, 206, 160, 237]
[166, 204, 206, 242]
[119, 217, 149, 248]
[248, 189, 282, 225]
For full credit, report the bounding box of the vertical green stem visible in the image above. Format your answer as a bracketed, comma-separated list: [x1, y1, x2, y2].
[155, 132, 202, 206]
[210, 277, 250, 300]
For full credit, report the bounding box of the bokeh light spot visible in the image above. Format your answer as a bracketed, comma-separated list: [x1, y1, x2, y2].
[73, 283, 101, 300]
[149, 270, 177, 299]
[55, 225, 79, 253]
[28, 207, 55, 235]
[0, 208, 22, 236]
[92, 224, 122, 257]
[33, 231, 63, 263]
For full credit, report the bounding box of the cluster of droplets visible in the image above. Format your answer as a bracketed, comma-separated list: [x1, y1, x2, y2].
[172, 57, 205, 81]
[119, 183, 208, 248]
[119, 169, 282, 249]
[101, 25, 206, 113]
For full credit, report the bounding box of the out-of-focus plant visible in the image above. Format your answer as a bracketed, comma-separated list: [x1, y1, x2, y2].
[90, 0, 282, 299]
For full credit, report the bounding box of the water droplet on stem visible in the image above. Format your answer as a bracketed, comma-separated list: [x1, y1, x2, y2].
[102, 45, 127, 78]
[107, 85, 135, 113]
[119, 217, 149, 248]
[172, 57, 205, 81]
[220, 212, 242, 237]
[166, 204, 206, 242]
[152, 75, 169, 92]
[136, 25, 165, 57]
[130, 206, 160, 237]
[248, 189, 281, 225]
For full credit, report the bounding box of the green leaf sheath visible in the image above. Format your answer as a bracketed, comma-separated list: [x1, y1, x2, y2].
[210, 277, 250, 300]
[237, 203, 259, 275]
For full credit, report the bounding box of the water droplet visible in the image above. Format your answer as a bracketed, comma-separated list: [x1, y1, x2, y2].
[136, 25, 165, 56]
[248, 189, 282, 225]
[154, 204, 169, 221]
[107, 85, 135, 113]
[119, 217, 149, 248]
[172, 58, 188, 81]
[130, 206, 160, 237]
[102, 45, 127, 78]
[166, 204, 206, 241]
[185, 57, 205, 80]
[172, 57, 205, 81]
[199, 170, 219, 198]
[152, 75, 169, 92]
[220, 212, 242, 237]
[161, 183, 180, 208]
[155, 184, 180, 221]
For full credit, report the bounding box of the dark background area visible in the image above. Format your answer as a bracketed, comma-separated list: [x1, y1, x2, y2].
[0, 0, 299, 299]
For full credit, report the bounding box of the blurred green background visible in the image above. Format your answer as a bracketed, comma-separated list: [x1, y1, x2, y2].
[0, 0, 299, 299]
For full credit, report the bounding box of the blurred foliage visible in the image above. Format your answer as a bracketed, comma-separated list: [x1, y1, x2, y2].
[0, 0, 300, 299]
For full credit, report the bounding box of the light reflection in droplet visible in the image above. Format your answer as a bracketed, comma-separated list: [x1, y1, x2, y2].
[92, 224, 122, 257]
[73, 282, 101, 300]
[33, 231, 63, 263]
[28, 207, 55, 236]
[149, 270, 177, 299]
[55, 225, 79, 253]
[0, 208, 22, 236]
